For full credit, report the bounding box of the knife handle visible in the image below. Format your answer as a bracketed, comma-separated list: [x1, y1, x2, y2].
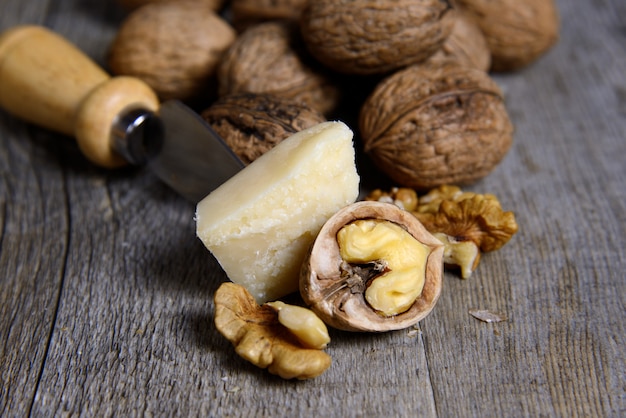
[0, 25, 159, 168]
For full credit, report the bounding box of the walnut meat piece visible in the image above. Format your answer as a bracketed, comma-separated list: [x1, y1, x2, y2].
[201, 93, 326, 164]
[108, 2, 236, 101]
[300, 0, 454, 75]
[414, 188, 518, 252]
[365, 187, 419, 212]
[217, 22, 340, 115]
[451, 0, 560, 71]
[300, 201, 444, 332]
[265, 301, 331, 350]
[412, 186, 519, 278]
[414, 184, 479, 214]
[359, 65, 514, 190]
[214, 282, 331, 380]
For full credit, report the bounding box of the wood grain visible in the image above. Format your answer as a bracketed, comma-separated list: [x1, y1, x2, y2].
[1, 0, 624, 416]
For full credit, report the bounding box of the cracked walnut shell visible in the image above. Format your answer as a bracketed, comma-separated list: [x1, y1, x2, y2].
[300, 201, 444, 332]
[359, 64, 514, 190]
[300, 0, 455, 75]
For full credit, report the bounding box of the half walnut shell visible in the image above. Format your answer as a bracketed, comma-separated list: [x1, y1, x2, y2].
[300, 201, 444, 332]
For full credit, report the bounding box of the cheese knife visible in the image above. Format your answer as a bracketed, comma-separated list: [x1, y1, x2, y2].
[0, 25, 244, 202]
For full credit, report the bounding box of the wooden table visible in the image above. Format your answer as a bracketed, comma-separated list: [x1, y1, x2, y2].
[1, 0, 624, 416]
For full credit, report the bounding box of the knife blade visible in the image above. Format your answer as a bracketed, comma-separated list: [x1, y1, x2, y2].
[0, 25, 244, 202]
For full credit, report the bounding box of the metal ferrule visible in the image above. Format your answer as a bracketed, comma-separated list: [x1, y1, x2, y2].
[111, 108, 163, 165]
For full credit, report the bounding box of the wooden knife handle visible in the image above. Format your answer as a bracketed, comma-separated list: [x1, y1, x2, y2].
[0, 25, 159, 168]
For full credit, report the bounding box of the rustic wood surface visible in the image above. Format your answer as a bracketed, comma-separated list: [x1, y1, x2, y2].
[1, 0, 624, 416]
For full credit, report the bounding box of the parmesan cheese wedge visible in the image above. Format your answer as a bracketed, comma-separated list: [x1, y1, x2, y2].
[196, 121, 360, 302]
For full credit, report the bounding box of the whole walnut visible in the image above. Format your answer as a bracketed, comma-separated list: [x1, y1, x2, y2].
[451, 0, 559, 71]
[217, 21, 341, 116]
[108, 2, 236, 101]
[300, 0, 455, 75]
[359, 64, 514, 190]
[116, 0, 224, 12]
[425, 10, 491, 72]
[230, 0, 309, 31]
[201, 93, 326, 164]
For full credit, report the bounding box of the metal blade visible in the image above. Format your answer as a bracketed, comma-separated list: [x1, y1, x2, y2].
[146, 101, 245, 202]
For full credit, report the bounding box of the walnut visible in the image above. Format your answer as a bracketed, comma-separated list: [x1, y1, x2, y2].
[230, 0, 309, 31]
[300, 0, 455, 75]
[214, 282, 332, 380]
[116, 0, 224, 12]
[200, 92, 326, 164]
[359, 64, 514, 190]
[108, 2, 236, 101]
[451, 0, 560, 71]
[425, 10, 491, 72]
[301, 0, 453, 74]
[300, 201, 444, 332]
[412, 185, 519, 278]
[217, 21, 341, 116]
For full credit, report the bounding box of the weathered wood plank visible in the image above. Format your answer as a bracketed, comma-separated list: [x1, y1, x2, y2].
[0, 0, 624, 416]
[420, 0, 626, 415]
[0, 107, 70, 414]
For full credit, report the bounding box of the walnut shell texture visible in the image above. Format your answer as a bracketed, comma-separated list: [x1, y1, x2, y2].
[426, 10, 491, 72]
[217, 22, 340, 116]
[452, 0, 560, 71]
[300, 0, 455, 75]
[108, 2, 236, 101]
[230, 0, 309, 31]
[116, 0, 224, 12]
[300, 201, 444, 332]
[201, 93, 326, 164]
[359, 65, 514, 190]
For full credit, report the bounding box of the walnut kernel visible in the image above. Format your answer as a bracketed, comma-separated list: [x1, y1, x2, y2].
[413, 187, 519, 254]
[265, 301, 330, 350]
[300, 201, 444, 332]
[365, 186, 519, 278]
[365, 187, 419, 212]
[214, 282, 331, 380]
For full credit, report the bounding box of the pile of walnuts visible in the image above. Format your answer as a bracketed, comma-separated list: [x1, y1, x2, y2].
[108, 0, 559, 190]
[107, 0, 547, 379]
